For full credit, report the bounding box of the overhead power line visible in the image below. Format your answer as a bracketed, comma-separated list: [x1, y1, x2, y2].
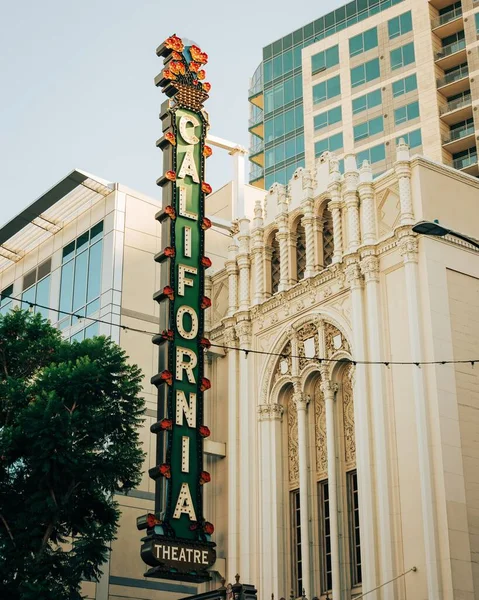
[1, 293, 478, 368]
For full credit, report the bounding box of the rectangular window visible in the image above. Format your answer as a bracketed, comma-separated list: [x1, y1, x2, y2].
[390, 42, 415, 70]
[315, 132, 344, 157]
[0, 284, 13, 316]
[353, 115, 384, 141]
[394, 100, 420, 125]
[352, 88, 382, 115]
[397, 129, 422, 149]
[313, 75, 341, 105]
[291, 490, 302, 597]
[392, 73, 417, 97]
[348, 471, 362, 586]
[59, 221, 104, 330]
[314, 106, 342, 131]
[388, 11, 413, 39]
[21, 258, 52, 320]
[349, 27, 378, 57]
[475, 12, 479, 34]
[312, 45, 339, 74]
[351, 58, 380, 88]
[357, 143, 386, 165]
[319, 481, 332, 593]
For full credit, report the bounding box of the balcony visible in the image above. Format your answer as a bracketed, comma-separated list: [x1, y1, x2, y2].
[248, 113, 264, 138]
[437, 64, 469, 96]
[452, 148, 479, 176]
[430, 0, 461, 9]
[431, 7, 463, 38]
[442, 123, 475, 153]
[249, 163, 264, 188]
[249, 140, 264, 167]
[439, 93, 472, 124]
[435, 38, 466, 70]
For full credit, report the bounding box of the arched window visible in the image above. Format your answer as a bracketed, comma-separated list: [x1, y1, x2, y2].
[296, 223, 306, 281]
[271, 234, 280, 294]
[322, 209, 334, 268]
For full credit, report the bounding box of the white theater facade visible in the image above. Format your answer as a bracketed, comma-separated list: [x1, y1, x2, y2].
[205, 142, 479, 600]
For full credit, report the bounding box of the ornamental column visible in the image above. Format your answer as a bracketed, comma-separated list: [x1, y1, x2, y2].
[292, 379, 312, 598]
[225, 243, 239, 316]
[395, 141, 414, 226]
[258, 403, 285, 600]
[398, 232, 440, 599]
[360, 253, 395, 600]
[328, 155, 343, 264]
[344, 155, 361, 253]
[302, 198, 316, 278]
[358, 160, 376, 246]
[276, 195, 290, 292]
[320, 366, 341, 600]
[252, 200, 265, 304]
[236, 318, 254, 581]
[345, 260, 378, 598]
[237, 218, 251, 312]
[223, 323, 240, 582]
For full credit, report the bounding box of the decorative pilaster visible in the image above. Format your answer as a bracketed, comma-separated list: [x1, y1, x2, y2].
[358, 160, 376, 246]
[236, 318, 253, 582]
[237, 218, 251, 312]
[398, 231, 440, 599]
[360, 251, 395, 600]
[292, 379, 311, 599]
[344, 154, 361, 253]
[345, 259, 378, 597]
[252, 200, 265, 304]
[224, 323, 239, 581]
[320, 367, 341, 600]
[225, 243, 239, 316]
[395, 140, 414, 226]
[328, 157, 343, 265]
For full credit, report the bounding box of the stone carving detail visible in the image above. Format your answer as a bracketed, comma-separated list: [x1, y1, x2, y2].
[258, 403, 284, 421]
[342, 365, 356, 470]
[314, 379, 328, 478]
[398, 233, 418, 264]
[273, 342, 292, 385]
[324, 322, 350, 357]
[288, 389, 299, 486]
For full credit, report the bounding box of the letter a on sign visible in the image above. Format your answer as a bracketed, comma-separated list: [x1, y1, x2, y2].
[173, 482, 197, 520]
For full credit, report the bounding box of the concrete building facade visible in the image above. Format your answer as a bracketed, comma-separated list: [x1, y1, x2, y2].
[249, 0, 479, 188]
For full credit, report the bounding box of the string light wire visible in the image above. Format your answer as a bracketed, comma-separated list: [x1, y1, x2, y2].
[1, 293, 477, 368]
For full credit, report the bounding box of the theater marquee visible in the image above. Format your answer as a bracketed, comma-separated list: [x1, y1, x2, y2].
[137, 34, 215, 583]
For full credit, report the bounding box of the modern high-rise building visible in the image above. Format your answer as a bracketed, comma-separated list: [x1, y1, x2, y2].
[248, 0, 479, 189]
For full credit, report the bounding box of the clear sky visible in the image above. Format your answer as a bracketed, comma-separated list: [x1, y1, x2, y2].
[0, 0, 345, 225]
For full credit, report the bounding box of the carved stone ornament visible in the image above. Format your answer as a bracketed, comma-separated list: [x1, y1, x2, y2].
[345, 261, 363, 289]
[360, 255, 380, 283]
[324, 322, 350, 357]
[287, 389, 299, 486]
[342, 365, 356, 469]
[258, 403, 284, 422]
[314, 379, 328, 478]
[273, 342, 292, 386]
[398, 233, 419, 263]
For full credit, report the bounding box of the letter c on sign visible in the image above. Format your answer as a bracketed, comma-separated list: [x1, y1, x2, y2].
[179, 115, 200, 145]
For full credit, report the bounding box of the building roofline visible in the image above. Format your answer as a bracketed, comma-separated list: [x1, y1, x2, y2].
[0, 169, 112, 246]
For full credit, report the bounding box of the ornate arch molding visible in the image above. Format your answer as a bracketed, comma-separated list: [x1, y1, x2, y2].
[259, 309, 353, 406]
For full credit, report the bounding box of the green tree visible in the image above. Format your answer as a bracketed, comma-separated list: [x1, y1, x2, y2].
[0, 309, 145, 599]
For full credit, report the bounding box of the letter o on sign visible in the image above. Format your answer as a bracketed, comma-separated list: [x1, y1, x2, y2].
[176, 306, 199, 340]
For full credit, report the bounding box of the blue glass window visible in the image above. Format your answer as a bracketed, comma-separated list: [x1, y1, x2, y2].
[59, 221, 104, 329]
[357, 143, 386, 165]
[314, 106, 342, 131]
[0, 284, 13, 315]
[264, 60, 273, 84]
[390, 42, 415, 70]
[353, 116, 384, 141]
[349, 27, 378, 57]
[21, 259, 52, 319]
[475, 12, 479, 34]
[265, 119, 274, 143]
[312, 45, 339, 74]
[315, 132, 344, 157]
[392, 73, 417, 97]
[352, 88, 382, 114]
[313, 75, 341, 105]
[388, 11, 412, 39]
[397, 129, 422, 149]
[351, 58, 380, 88]
[394, 100, 420, 125]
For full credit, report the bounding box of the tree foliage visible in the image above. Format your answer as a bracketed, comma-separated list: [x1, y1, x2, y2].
[0, 310, 145, 599]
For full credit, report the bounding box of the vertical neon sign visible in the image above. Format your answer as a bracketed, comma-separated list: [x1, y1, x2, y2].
[138, 35, 215, 583]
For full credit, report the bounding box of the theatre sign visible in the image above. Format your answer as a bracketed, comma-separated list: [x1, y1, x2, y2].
[137, 35, 216, 583]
